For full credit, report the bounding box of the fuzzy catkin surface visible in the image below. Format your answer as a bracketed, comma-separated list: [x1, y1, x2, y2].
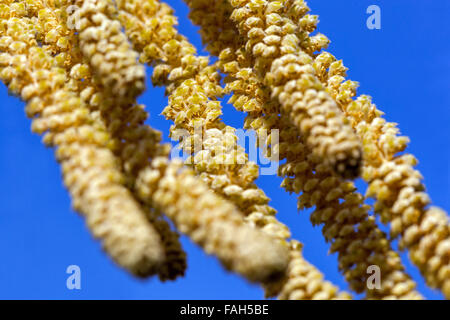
[312, 51, 450, 298]
[76, 0, 145, 104]
[0, 2, 165, 277]
[30, 0, 187, 281]
[137, 158, 290, 283]
[225, 0, 363, 179]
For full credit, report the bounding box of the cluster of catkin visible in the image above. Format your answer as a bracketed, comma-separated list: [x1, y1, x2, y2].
[0, 0, 448, 299]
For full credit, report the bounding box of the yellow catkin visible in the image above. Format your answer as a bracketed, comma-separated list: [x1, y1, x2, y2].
[36, 0, 188, 281]
[136, 157, 289, 283]
[184, 0, 422, 299]
[72, 73, 188, 281]
[119, 0, 351, 299]
[278, 241, 351, 300]
[30, 0, 79, 67]
[220, 0, 363, 179]
[256, 61, 420, 300]
[0, 1, 165, 277]
[280, 0, 449, 297]
[3, 0, 443, 299]
[88, 95, 189, 281]
[74, 0, 145, 105]
[264, 0, 449, 298]
[75, 69, 188, 282]
[126, 2, 283, 237]
[312, 50, 450, 299]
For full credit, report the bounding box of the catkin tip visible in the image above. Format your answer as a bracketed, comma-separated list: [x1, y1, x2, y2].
[238, 239, 290, 283]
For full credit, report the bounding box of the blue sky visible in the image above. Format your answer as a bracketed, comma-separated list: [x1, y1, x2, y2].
[0, 0, 448, 299]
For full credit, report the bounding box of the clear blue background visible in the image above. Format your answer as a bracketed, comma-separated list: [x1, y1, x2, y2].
[0, 0, 448, 299]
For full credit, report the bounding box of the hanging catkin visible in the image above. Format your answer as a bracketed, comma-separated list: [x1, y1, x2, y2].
[51, 0, 189, 281]
[75, 0, 145, 105]
[312, 51, 450, 299]
[74, 0, 290, 283]
[25, 0, 187, 282]
[136, 157, 290, 283]
[212, 0, 364, 179]
[264, 0, 449, 299]
[0, 1, 165, 277]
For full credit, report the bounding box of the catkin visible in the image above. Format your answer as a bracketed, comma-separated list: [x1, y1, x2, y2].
[8, 0, 290, 284]
[222, 0, 363, 179]
[75, 0, 145, 105]
[137, 157, 289, 283]
[237, 69, 421, 299]
[278, 241, 351, 300]
[184, 0, 422, 299]
[0, 2, 165, 277]
[72, 0, 292, 284]
[74, 69, 189, 281]
[266, 0, 449, 298]
[280, 0, 449, 298]
[312, 51, 450, 299]
[32, 0, 187, 282]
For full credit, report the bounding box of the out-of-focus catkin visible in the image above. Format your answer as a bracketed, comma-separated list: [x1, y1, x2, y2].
[118, 0, 292, 284]
[59, 2, 188, 280]
[54, 0, 290, 284]
[31, 0, 187, 282]
[136, 157, 289, 283]
[184, 0, 422, 299]
[0, 2, 165, 277]
[12, 0, 290, 284]
[122, 0, 279, 235]
[122, 0, 304, 285]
